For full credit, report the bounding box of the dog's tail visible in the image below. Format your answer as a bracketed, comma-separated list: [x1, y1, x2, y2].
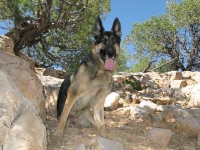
[57, 75, 71, 120]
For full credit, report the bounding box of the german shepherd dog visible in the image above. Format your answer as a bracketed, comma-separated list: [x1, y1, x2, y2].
[54, 17, 121, 137]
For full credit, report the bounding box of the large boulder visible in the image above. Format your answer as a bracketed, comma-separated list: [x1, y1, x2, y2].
[0, 50, 46, 121]
[0, 70, 47, 150]
[17, 51, 36, 71]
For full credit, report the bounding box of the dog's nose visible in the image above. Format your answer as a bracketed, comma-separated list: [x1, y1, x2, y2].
[107, 49, 115, 58]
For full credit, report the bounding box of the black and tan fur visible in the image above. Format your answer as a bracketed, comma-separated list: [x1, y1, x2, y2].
[54, 17, 122, 137]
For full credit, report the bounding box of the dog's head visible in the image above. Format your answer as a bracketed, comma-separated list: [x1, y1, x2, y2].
[92, 17, 122, 71]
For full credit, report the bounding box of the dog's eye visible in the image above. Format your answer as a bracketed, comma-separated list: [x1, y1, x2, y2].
[102, 39, 106, 44]
[113, 39, 116, 43]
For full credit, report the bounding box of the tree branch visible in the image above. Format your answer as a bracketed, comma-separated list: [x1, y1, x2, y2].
[152, 57, 178, 71]
[142, 60, 156, 73]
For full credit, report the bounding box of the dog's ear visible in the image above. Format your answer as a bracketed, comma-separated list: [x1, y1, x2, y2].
[94, 16, 105, 39]
[111, 18, 122, 37]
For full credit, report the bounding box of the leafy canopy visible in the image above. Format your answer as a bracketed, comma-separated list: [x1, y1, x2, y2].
[124, 0, 200, 72]
[0, 0, 110, 71]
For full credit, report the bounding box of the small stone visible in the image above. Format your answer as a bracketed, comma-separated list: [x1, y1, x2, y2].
[140, 100, 157, 111]
[73, 143, 85, 150]
[145, 128, 173, 147]
[90, 137, 124, 150]
[130, 106, 149, 121]
[104, 92, 120, 111]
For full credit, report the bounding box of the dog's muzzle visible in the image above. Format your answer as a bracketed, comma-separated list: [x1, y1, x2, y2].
[104, 49, 116, 71]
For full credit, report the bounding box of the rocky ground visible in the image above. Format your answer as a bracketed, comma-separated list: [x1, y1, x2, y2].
[43, 71, 200, 150]
[46, 105, 198, 150]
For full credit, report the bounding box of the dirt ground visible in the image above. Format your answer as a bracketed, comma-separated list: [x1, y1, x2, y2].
[46, 105, 198, 150]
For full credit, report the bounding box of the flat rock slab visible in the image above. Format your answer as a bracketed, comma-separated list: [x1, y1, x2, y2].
[90, 137, 124, 150]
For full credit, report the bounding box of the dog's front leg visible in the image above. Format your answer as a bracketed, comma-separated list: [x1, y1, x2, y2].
[54, 87, 90, 135]
[54, 88, 76, 135]
[93, 101, 107, 137]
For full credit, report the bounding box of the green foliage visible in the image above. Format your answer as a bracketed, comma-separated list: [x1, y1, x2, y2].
[125, 80, 142, 91]
[115, 45, 129, 72]
[154, 58, 174, 73]
[0, 0, 111, 72]
[124, 0, 200, 72]
[130, 56, 151, 72]
[184, 95, 190, 101]
[125, 15, 176, 54]
[166, 0, 200, 28]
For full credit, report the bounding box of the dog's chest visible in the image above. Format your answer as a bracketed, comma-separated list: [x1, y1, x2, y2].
[92, 70, 112, 87]
[70, 70, 112, 115]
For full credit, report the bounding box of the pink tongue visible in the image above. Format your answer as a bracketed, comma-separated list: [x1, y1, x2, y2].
[105, 58, 114, 71]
